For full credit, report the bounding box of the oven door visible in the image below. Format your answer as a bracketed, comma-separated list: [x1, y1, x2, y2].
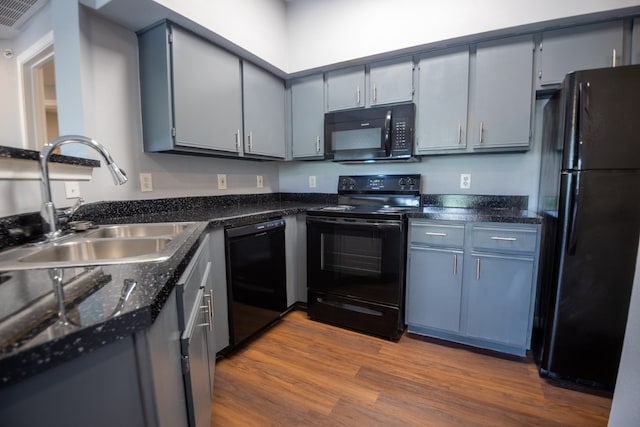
[306, 215, 405, 306]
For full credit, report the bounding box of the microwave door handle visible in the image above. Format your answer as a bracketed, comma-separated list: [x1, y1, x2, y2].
[384, 110, 392, 156]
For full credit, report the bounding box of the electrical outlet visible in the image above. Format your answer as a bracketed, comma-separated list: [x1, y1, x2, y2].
[309, 175, 317, 188]
[257, 175, 263, 188]
[64, 181, 81, 198]
[460, 173, 471, 189]
[140, 173, 153, 192]
[217, 174, 227, 190]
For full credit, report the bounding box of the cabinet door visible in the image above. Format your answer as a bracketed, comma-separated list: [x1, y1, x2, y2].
[181, 288, 213, 427]
[464, 253, 534, 348]
[326, 66, 365, 111]
[291, 74, 325, 159]
[416, 48, 469, 153]
[633, 18, 640, 65]
[172, 26, 242, 153]
[369, 58, 414, 106]
[471, 35, 534, 150]
[538, 21, 624, 89]
[242, 62, 286, 158]
[407, 247, 463, 333]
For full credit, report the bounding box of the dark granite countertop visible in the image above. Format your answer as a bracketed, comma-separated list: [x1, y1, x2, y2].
[0, 145, 100, 168]
[0, 192, 538, 388]
[0, 195, 330, 389]
[408, 194, 541, 224]
[408, 206, 541, 224]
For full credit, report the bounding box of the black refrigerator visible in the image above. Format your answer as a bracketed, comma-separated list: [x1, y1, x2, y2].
[534, 64, 640, 391]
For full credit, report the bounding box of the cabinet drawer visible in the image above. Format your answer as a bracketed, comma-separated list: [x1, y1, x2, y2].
[471, 226, 537, 253]
[410, 222, 464, 247]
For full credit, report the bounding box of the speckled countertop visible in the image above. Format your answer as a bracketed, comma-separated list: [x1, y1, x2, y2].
[0, 193, 539, 389]
[0, 195, 330, 389]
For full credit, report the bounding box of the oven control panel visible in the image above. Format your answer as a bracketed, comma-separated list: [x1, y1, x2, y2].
[338, 174, 421, 192]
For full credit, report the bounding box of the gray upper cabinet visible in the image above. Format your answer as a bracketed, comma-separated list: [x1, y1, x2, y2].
[415, 48, 469, 153]
[368, 58, 414, 106]
[291, 74, 325, 159]
[326, 65, 365, 111]
[633, 18, 640, 65]
[538, 21, 624, 89]
[242, 61, 286, 159]
[138, 22, 243, 156]
[470, 35, 534, 150]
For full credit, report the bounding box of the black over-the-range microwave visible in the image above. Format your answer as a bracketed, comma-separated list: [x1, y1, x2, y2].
[324, 102, 416, 162]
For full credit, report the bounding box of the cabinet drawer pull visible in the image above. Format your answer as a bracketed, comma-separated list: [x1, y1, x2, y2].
[235, 130, 240, 151]
[356, 86, 361, 105]
[373, 84, 377, 103]
[316, 136, 321, 153]
[457, 123, 462, 145]
[479, 121, 484, 144]
[476, 258, 480, 280]
[247, 132, 253, 151]
[453, 254, 458, 276]
[612, 48, 617, 67]
[490, 236, 517, 241]
[425, 232, 447, 237]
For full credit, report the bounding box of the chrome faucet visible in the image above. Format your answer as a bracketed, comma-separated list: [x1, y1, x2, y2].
[39, 135, 128, 241]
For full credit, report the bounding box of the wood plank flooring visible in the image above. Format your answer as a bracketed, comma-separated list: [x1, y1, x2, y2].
[211, 310, 611, 426]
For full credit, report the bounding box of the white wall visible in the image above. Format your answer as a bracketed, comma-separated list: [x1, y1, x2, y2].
[286, 0, 640, 72]
[609, 245, 640, 426]
[0, 6, 279, 217]
[153, 0, 288, 72]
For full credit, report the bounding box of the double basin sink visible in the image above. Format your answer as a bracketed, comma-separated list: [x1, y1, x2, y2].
[0, 222, 200, 272]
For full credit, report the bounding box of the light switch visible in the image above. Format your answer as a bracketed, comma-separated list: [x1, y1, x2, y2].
[217, 174, 227, 190]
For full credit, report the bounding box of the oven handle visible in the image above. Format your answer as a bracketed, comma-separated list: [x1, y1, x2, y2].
[307, 216, 402, 230]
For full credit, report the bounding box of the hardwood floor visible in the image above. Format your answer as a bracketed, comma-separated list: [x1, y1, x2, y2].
[211, 310, 611, 426]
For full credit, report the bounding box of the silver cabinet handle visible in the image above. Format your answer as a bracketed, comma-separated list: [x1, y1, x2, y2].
[204, 289, 214, 326]
[425, 232, 447, 237]
[235, 130, 240, 151]
[613, 48, 617, 67]
[373, 84, 377, 103]
[356, 86, 361, 105]
[479, 121, 484, 144]
[316, 136, 321, 153]
[476, 258, 480, 280]
[457, 124, 462, 145]
[247, 131, 253, 152]
[198, 300, 211, 331]
[453, 254, 458, 276]
[491, 236, 517, 241]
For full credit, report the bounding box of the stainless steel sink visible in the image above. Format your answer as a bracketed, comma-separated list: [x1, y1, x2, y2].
[0, 221, 201, 271]
[83, 222, 194, 238]
[19, 238, 171, 263]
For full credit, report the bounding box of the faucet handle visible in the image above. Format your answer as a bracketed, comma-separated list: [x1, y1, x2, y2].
[57, 198, 85, 226]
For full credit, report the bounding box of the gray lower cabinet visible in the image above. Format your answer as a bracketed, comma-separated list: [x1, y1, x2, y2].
[537, 20, 624, 89]
[176, 234, 214, 427]
[242, 61, 286, 159]
[0, 236, 215, 427]
[470, 35, 534, 151]
[415, 47, 470, 153]
[406, 219, 540, 356]
[290, 74, 325, 159]
[138, 22, 243, 156]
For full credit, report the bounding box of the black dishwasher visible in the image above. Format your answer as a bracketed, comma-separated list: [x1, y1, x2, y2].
[224, 218, 287, 349]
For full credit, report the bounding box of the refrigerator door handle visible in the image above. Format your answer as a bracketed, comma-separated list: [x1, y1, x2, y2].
[567, 174, 581, 255]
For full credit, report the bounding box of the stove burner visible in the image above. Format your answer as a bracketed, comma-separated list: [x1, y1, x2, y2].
[320, 205, 355, 212]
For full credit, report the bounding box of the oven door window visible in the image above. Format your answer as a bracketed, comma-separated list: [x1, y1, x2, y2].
[307, 219, 404, 305]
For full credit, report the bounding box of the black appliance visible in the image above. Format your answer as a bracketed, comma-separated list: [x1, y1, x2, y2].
[534, 65, 640, 391]
[225, 218, 287, 349]
[306, 174, 421, 340]
[324, 103, 416, 162]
